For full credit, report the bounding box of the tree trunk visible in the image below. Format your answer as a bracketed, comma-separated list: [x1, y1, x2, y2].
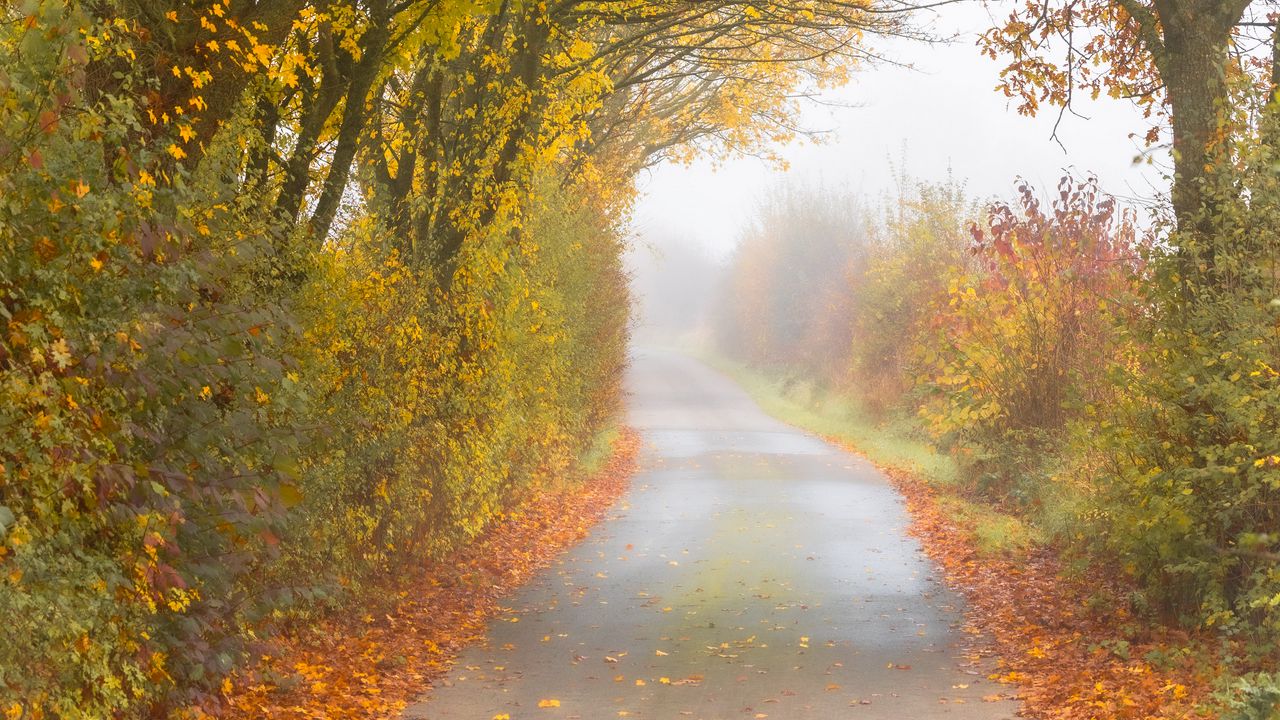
[1151, 0, 1240, 239]
[113, 0, 307, 168]
[429, 11, 548, 290]
[308, 19, 391, 241]
[1262, 20, 1280, 151]
[274, 27, 347, 227]
[247, 96, 280, 195]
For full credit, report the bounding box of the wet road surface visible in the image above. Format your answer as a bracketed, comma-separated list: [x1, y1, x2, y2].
[405, 349, 1019, 719]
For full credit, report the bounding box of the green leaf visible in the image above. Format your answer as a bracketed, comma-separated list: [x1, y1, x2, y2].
[278, 483, 303, 508]
[271, 455, 300, 481]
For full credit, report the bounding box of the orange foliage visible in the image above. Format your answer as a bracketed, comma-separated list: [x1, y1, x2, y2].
[864, 454, 1216, 719]
[221, 430, 639, 719]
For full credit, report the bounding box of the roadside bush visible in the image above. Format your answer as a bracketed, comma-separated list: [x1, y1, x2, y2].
[714, 186, 865, 379]
[0, 10, 303, 715]
[916, 177, 1142, 501]
[848, 179, 971, 414]
[279, 179, 628, 591]
[1214, 671, 1280, 720]
[1090, 133, 1280, 634]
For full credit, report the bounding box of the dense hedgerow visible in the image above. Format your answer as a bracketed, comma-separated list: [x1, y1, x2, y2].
[280, 181, 629, 588]
[0, 9, 306, 713]
[1088, 132, 1280, 639]
[0, 10, 629, 716]
[0, 0, 891, 714]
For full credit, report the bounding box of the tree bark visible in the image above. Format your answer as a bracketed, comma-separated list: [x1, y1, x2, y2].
[273, 26, 347, 227]
[308, 18, 391, 241]
[429, 11, 549, 289]
[113, 0, 307, 168]
[1148, 0, 1245, 238]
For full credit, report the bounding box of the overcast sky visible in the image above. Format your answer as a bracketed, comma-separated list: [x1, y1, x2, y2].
[630, 2, 1168, 260]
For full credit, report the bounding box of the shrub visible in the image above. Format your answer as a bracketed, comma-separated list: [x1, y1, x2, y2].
[916, 177, 1142, 500]
[1090, 132, 1280, 634]
[0, 9, 304, 714]
[848, 179, 972, 413]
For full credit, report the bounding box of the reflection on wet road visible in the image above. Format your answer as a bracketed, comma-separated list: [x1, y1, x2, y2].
[405, 348, 1018, 719]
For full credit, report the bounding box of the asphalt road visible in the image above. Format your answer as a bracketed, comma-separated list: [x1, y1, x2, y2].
[405, 348, 1019, 719]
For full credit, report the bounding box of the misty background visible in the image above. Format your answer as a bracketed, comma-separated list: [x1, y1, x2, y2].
[625, 1, 1166, 344]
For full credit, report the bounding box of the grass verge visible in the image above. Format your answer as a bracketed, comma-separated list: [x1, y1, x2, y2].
[701, 353, 1226, 719]
[702, 354, 1036, 558]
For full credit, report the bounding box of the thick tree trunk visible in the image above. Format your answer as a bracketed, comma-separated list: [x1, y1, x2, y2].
[411, 68, 449, 264]
[370, 66, 441, 260]
[247, 96, 280, 194]
[1151, 0, 1239, 239]
[1263, 20, 1280, 151]
[112, 0, 307, 168]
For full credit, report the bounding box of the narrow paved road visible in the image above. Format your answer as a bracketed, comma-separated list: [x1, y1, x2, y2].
[406, 349, 1018, 719]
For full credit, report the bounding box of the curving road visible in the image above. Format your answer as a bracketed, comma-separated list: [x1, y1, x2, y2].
[405, 348, 1019, 719]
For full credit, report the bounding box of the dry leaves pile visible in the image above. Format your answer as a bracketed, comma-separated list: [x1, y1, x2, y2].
[875, 461, 1216, 719]
[221, 429, 639, 719]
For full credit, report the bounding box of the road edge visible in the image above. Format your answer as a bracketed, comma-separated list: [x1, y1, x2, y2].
[221, 428, 641, 719]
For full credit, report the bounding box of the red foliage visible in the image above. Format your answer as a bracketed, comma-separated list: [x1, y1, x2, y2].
[971, 176, 1140, 295]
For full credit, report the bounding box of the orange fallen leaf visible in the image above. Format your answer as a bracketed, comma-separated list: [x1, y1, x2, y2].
[220, 432, 640, 720]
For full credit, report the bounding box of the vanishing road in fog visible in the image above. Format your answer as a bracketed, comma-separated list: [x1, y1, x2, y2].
[408, 349, 1019, 719]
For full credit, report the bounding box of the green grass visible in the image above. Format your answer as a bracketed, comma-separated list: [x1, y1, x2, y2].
[576, 425, 621, 477]
[702, 353, 1038, 558]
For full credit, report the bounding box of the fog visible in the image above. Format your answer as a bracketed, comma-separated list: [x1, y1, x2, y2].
[626, 1, 1167, 342]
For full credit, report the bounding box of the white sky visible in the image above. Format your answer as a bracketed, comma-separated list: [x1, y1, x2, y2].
[630, 2, 1169, 260]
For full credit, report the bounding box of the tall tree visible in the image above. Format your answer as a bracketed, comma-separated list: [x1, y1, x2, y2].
[982, 0, 1262, 237]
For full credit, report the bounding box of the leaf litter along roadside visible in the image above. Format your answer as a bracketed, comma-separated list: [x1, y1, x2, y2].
[221, 429, 640, 720]
[821, 435, 1218, 720]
